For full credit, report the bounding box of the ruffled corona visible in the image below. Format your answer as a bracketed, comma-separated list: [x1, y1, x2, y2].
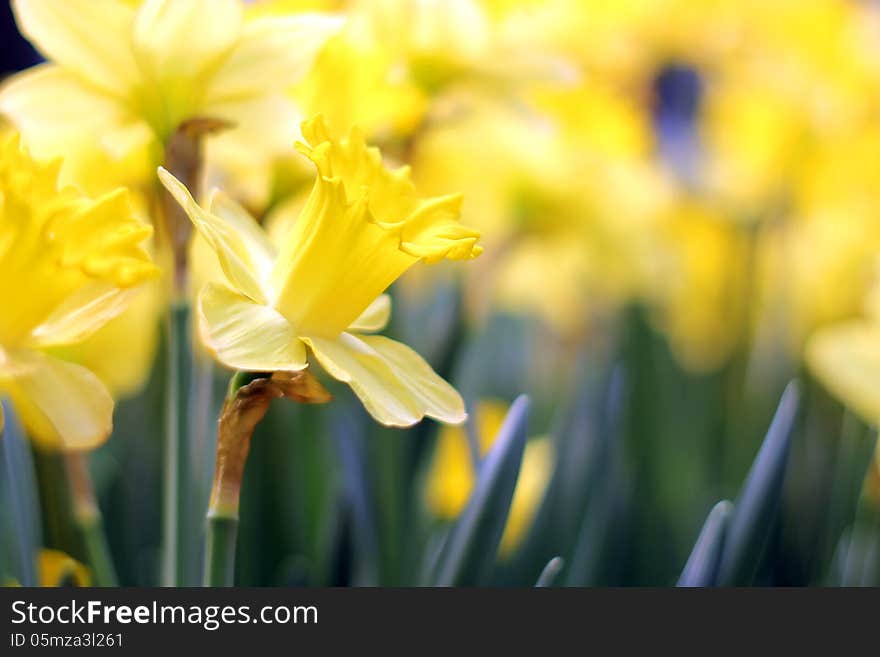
[0, 133, 157, 449]
[159, 115, 481, 427]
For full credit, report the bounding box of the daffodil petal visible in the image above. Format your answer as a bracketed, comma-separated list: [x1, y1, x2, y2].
[303, 333, 465, 427]
[11, 0, 138, 93]
[208, 14, 344, 103]
[0, 65, 150, 168]
[348, 294, 391, 333]
[198, 283, 306, 372]
[38, 549, 91, 587]
[132, 0, 242, 82]
[208, 189, 277, 289]
[27, 283, 133, 349]
[806, 321, 880, 424]
[158, 168, 268, 304]
[398, 194, 483, 263]
[1, 350, 113, 451]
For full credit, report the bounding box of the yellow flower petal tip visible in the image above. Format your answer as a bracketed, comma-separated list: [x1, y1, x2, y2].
[1, 132, 155, 450]
[38, 549, 91, 587]
[160, 116, 477, 428]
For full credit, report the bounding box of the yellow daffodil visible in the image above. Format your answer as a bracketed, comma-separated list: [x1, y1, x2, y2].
[0, 0, 342, 192]
[0, 133, 157, 449]
[425, 400, 553, 555]
[806, 276, 880, 425]
[55, 280, 163, 398]
[38, 549, 91, 587]
[645, 200, 751, 372]
[158, 115, 481, 426]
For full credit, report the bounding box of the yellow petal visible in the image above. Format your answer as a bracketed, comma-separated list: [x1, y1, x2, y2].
[56, 280, 162, 399]
[158, 167, 269, 303]
[0, 65, 152, 188]
[298, 115, 482, 261]
[1, 350, 113, 451]
[303, 333, 465, 427]
[38, 549, 90, 587]
[208, 188, 277, 286]
[207, 13, 344, 103]
[132, 0, 242, 83]
[398, 194, 483, 262]
[271, 116, 480, 336]
[198, 282, 307, 372]
[27, 284, 133, 349]
[272, 175, 416, 336]
[348, 294, 391, 333]
[12, 0, 138, 93]
[0, 135, 156, 345]
[806, 321, 880, 424]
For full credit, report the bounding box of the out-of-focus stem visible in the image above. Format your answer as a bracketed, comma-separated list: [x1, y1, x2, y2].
[162, 301, 191, 586]
[158, 118, 228, 587]
[64, 453, 118, 587]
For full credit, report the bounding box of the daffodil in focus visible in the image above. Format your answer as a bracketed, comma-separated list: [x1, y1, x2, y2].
[159, 116, 481, 426]
[425, 400, 553, 555]
[0, 0, 342, 192]
[0, 133, 157, 449]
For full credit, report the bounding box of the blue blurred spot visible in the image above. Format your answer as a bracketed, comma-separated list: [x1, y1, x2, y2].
[652, 63, 703, 184]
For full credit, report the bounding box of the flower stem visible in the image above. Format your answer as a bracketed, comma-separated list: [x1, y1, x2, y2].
[161, 300, 192, 586]
[64, 453, 118, 586]
[202, 371, 331, 586]
[158, 119, 231, 587]
[204, 514, 239, 587]
[202, 375, 265, 587]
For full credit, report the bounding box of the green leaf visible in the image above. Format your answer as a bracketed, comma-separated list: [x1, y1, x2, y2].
[716, 382, 800, 586]
[677, 500, 733, 587]
[1, 400, 41, 586]
[432, 395, 530, 586]
[535, 556, 564, 587]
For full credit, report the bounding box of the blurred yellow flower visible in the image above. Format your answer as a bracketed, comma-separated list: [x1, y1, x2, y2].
[0, 0, 342, 191]
[38, 549, 91, 587]
[0, 134, 157, 449]
[412, 88, 668, 337]
[159, 115, 481, 426]
[806, 277, 880, 425]
[294, 9, 427, 140]
[646, 201, 751, 372]
[55, 280, 164, 399]
[425, 400, 553, 555]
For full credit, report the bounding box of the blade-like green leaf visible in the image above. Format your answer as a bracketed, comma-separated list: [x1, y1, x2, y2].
[716, 382, 800, 585]
[1, 400, 41, 586]
[677, 500, 733, 587]
[331, 409, 380, 586]
[432, 395, 530, 586]
[535, 556, 564, 587]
